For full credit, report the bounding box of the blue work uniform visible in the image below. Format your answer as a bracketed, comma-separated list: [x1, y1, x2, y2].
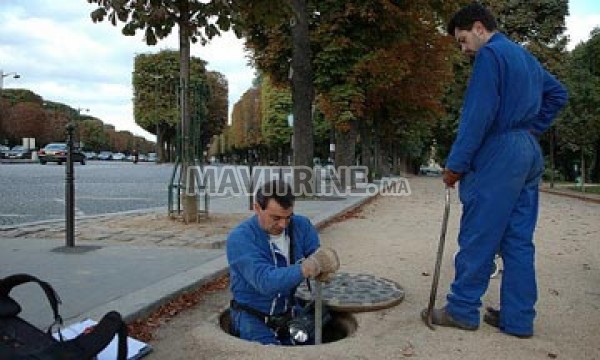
[226, 214, 319, 345]
[445, 33, 567, 336]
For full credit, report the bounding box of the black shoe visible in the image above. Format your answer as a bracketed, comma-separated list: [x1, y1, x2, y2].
[483, 307, 532, 339]
[483, 307, 500, 328]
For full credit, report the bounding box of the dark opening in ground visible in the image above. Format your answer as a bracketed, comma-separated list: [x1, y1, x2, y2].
[218, 308, 357, 344]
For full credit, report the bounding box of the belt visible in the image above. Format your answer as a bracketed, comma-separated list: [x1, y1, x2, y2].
[230, 300, 292, 332]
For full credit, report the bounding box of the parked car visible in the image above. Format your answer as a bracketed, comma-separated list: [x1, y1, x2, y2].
[1, 146, 33, 160]
[112, 152, 126, 161]
[147, 153, 157, 162]
[84, 151, 98, 160]
[419, 164, 442, 176]
[0, 145, 9, 156]
[38, 143, 86, 165]
[97, 151, 113, 161]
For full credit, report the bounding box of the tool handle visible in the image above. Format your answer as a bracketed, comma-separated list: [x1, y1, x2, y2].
[425, 187, 451, 329]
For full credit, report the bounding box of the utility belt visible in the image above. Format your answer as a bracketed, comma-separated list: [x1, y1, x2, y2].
[230, 299, 293, 336]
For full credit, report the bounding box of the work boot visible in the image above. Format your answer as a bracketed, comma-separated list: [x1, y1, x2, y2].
[483, 307, 533, 339]
[421, 307, 478, 331]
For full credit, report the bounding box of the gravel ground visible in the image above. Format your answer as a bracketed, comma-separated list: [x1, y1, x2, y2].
[140, 176, 599, 360]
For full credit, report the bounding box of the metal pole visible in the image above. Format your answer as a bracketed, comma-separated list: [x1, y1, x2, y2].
[65, 123, 76, 247]
[248, 151, 254, 210]
[424, 187, 451, 329]
[314, 280, 323, 344]
[1, 69, 21, 112]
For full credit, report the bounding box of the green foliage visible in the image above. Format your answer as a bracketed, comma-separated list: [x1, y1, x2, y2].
[259, 75, 292, 148]
[0, 89, 43, 105]
[488, 0, 569, 74]
[132, 50, 215, 141]
[240, 0, 457, 169]
[557, 30, 600, 158]
[80, 119, 110, 150]
[88, 0, 234, 46]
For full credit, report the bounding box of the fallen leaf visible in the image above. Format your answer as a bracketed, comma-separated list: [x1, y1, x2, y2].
[402, 342, 415, 357]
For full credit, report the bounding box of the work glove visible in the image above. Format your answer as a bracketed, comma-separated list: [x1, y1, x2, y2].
[301, 247, 340, 282]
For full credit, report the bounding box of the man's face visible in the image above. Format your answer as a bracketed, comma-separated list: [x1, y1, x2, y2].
[454, 22, 487, 58]
[255, 199, 293, 236]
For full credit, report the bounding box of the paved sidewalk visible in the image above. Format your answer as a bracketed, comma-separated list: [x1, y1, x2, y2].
[0, 189, 376, 329]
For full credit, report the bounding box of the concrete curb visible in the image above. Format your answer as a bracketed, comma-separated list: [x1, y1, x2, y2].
[80, 256, 230, 324]
[540, 187, 600, 204]
[0, 207, 165, 232]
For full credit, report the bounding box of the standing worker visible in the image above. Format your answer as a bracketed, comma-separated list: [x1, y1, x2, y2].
[423, 2, 568, 338]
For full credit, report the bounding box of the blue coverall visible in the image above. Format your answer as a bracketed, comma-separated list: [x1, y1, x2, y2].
[444, 33, 568, 336]
[226, 215, 319, 345]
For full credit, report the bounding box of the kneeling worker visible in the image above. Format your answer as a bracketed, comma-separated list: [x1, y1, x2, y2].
[227, 179, 340, 345]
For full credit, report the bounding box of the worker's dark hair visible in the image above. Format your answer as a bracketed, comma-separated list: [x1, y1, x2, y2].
[447, 2, 497, 35]
[255, 179, 295, 210]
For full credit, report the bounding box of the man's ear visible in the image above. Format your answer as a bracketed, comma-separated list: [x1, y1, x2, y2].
[253, 202, 261, 213]
[473, 21, 486, 35]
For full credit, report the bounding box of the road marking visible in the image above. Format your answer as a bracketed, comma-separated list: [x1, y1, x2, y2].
[76, 196, 153, 201]
[53, 198, 85, 216]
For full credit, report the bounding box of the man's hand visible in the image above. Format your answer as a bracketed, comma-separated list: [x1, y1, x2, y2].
[443, 168, 462, 188]
[301, 247, 340, 280]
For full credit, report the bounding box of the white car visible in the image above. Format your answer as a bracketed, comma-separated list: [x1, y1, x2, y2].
[112, 152, 126, 161]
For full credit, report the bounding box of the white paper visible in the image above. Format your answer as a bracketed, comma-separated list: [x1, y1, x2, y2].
[54, 319, 152, 360]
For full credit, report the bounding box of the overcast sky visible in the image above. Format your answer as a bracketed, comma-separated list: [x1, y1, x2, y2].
[1, 1, 599, 142]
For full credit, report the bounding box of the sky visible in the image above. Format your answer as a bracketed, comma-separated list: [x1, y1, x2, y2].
[1, 1, 599, 142]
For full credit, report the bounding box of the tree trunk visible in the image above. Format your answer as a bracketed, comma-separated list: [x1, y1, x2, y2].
[178, 11, 198, 223]
[335, 122, 357, 188]
[581, 149, 586, 193]
[592, 139, 600, 183]
[157, 124, 164, 163]
[289, 0, 315, 194]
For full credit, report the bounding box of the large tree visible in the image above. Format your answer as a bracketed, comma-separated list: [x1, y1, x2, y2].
[88, 0, 234, 221]
[242, 0, 456, 178]
[132, 50, 225, 163]
[557, 28, 600, 184]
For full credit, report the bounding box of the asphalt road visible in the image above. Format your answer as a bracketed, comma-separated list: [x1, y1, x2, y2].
[0, 161, 174, 226]
[0, 161, 359, 227]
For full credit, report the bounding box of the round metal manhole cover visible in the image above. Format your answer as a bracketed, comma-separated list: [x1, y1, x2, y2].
[295, 272, 405, 312]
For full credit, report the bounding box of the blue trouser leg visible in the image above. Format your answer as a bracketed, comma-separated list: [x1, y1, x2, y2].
[230, 309, 281, 345]
[498, 164, 541, 336]
[446, 173, 516, 326]
[446, 132, 541, 327]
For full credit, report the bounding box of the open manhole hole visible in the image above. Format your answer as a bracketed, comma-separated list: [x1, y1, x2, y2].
[218, 272, 404, 345]
[218, 308, 357, 344]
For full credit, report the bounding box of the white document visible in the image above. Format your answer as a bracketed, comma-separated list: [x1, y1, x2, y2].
[54, 319, 152, 360]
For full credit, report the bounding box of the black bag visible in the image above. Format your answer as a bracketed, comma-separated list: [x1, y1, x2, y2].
[0, 273, 127, 360]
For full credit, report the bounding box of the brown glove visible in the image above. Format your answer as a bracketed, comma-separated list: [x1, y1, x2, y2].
[301, 247, 340, 280]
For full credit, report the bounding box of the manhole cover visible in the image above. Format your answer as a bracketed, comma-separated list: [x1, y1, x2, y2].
[296, 272, 405, 312]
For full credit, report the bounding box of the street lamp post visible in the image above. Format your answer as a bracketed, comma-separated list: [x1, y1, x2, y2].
[0, 69, 21, 92]
[65, 123, 76, 247]
[1, 69, 21, 121]
[1, 69, 21, 146]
